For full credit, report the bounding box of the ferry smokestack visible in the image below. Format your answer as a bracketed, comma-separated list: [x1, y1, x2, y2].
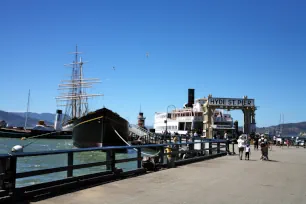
[137, 112, 146, 128]
[188, 89, 195, 108]
[54, 109, 63, 131]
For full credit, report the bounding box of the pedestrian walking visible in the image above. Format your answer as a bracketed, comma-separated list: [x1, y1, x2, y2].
[245, 144, 251, 160]
[254, 135, 259, 150]
[259, 135, 269, 160]
[237, 136, 245, 160]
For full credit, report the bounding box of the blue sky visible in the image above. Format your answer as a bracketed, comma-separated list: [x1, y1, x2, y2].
[0, 0, 305, 127]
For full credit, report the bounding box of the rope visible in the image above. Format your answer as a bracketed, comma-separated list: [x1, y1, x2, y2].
[112, 126, 160, 157]
[21, 131, 57, 140]
[21, 115, 104, 140]
[73, 115, 104, 128]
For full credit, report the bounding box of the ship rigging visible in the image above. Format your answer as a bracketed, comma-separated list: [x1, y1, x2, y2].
[55, 45, 103, 127]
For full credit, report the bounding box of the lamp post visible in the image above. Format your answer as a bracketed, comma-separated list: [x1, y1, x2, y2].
[165, 105, 176, 135]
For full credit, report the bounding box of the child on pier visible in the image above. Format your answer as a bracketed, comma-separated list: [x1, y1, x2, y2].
[245, 144, 251, 160]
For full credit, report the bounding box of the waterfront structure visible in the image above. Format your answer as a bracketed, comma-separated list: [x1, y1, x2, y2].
[154, 89, 256, 138]
[203, 95, 256, 138]
[154, 89, 235, 138]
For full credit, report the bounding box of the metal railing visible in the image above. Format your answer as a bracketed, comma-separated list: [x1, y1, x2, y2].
[0, 139, 228, 203]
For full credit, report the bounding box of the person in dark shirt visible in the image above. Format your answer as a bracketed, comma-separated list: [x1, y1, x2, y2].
[254, 135, 259, 150]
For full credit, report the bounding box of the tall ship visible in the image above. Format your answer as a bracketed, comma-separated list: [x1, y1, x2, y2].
[153, 89, 235, 138]
[56, 46, 128, 147]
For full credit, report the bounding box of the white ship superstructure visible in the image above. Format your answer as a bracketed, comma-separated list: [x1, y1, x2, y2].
[154, 89, 235, 137]
[154, 99, 205, 135]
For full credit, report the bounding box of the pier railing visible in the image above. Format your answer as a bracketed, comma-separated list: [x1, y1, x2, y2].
[0, 139, 228, 203]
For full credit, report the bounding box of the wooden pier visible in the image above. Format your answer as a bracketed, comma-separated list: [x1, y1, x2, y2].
[35, 146, 306, 204]
[0, 139, 228, 203]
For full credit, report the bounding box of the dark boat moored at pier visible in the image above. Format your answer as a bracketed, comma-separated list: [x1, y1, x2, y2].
[0, 128, 72, 139]
[72, 108, 129, 148]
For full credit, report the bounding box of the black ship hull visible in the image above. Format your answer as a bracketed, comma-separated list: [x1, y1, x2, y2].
[72, 108, 129, 148]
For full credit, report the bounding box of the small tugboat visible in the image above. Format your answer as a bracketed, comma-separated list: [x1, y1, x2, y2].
[56, 45, 128, 148]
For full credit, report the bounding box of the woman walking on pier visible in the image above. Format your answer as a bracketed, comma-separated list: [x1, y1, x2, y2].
[237, 136, 245, 160]
[259, 135, 269, 160]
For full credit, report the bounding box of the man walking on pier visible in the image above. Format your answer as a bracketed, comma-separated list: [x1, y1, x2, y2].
[237, 136, 245, 160]
[254, 134, 259, 151]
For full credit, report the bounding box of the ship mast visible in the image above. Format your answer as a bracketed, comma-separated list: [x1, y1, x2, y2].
[56, 45, 103, 124]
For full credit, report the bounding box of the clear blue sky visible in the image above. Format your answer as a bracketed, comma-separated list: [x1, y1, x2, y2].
[1, 0, 305, 127]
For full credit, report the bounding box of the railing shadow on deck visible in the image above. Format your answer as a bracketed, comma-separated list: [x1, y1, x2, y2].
[0, 139, 230, 203]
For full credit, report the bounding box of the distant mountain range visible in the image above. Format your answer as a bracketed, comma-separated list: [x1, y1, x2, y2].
[256, 121, 306, 136]
[12, 112, 56, 124]
[0, 110, 305, 135]
[0, 110, 56, 127]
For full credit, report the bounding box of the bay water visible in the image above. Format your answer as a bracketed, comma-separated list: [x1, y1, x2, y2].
[0, 138, 158, 187]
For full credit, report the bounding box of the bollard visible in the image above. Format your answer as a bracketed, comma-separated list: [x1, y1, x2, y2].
[166, 147, 175, 168]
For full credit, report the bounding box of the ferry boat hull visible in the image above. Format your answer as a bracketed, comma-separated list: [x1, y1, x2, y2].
[72, 108, 129, 148]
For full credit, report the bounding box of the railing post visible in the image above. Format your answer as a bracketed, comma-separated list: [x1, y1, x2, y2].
[201, 138, 205, 155]
[4, 156, 17, 200]
[0, 157, 7, 190]
[137, 148, 142, 169]
[106, 150, 111, 171]
[209, 141, 213, 155]
[232, 141, 236, 154]
[179, 136, 182, 148]
[217, 142, 220, 154]
[159, 146, 164, 165]
[106, 150, 116, 172]
[67, 152, 73, 177]
[189, 137, 194, 151]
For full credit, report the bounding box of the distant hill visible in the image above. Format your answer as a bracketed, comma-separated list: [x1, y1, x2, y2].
[0, 110, 53, 127]
[146, 125, 153, 129]
[256, 121, 306, 136]
[12, 112, 56, 123]
[0, 110, 71, 128]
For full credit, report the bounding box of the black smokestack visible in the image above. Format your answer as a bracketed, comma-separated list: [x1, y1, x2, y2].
[188, 89, 195, 107]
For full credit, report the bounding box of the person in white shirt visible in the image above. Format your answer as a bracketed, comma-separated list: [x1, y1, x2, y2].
[245, 144, 251, 160]
[237, 136, 245, 160]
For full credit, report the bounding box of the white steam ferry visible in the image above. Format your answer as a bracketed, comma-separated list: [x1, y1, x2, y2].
[153, 89, 235, 137]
